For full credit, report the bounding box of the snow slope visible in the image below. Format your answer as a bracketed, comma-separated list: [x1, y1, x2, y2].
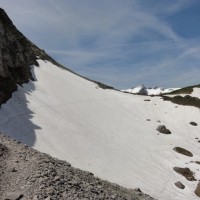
[191, 88, 200, 98]
[0, 60, 200, 200]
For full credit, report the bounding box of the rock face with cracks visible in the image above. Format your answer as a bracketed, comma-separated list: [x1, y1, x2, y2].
[0, 7, 114, 106]
[0, 8, 43, 104]
[0, 133, 154, 200]
[0, 8, 69, 105]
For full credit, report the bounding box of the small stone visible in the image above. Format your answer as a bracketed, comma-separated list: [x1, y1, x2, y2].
[156, 125, 171, 134]
[12, 167, 17, 172]
[173, 147, 193, 157]
[135, 188, 142, 192]
[38, 177, 43, 183]
[46, 187, 54, 194]
[175, 181, 185, 189]
[190, 122, 198, 126]
[62, 192, 67, 198]
[4, 192, 23, 200]
[32, 195, 38, 200]
[44, 197, 51, 200]
[39, 185, 45, 190]
[19, 186, 25, 190]
[111, 194, 117, 199]
[53, 176, 60, 181]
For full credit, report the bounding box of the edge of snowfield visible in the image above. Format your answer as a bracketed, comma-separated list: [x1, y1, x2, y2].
[165, 88, 200, 99]
[0, 60, 200, 200]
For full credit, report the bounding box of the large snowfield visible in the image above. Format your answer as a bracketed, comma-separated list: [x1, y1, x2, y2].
[0, 60, 200, 200]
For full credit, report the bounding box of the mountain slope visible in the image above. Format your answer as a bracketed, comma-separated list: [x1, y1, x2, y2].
[0, 133, 153, 200]
[0, 8, 46, 104]
[0, 8, 200, 200]
[1, 60, 200, 200]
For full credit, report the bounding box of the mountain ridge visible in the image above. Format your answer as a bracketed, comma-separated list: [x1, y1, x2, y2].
[0, 8, 200, 200]
[122, 84, 180, 95]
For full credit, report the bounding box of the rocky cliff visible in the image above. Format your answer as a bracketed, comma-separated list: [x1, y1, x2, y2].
[0, 8, 114, 106]
[0, 8, 55, 104]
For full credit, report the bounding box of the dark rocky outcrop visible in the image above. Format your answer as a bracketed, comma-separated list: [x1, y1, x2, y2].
[190, 122, 198, 126]
[173, 167, 196, 181]
[156, 125, 171, 134]
[174, 181, 185, 189]
[0, 142, 7, 156]
[0, 133, 154, 200]
[0, 8, 49, 104]
[173, 147, 193, 157]
[163, 95, 200, 108]
[0, 8, 115, 106]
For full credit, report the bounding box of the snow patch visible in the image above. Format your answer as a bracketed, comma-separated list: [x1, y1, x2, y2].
[0, 60, 199, 200]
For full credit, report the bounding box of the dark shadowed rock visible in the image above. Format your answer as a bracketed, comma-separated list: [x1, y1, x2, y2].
[0, 7, 115, 105]
[156, 125, 171, 134]
[190, 122, 198, 126]
[173, 167, 196, 181]
[4, 192, 23, 200]
[0, 8, 81, 106]
[173, 147, 193, 157]
[0, 8, 41, 104]
[195, 182, 200, 197]
[0, 142, 7, 156]
[174, 181, 185, 189]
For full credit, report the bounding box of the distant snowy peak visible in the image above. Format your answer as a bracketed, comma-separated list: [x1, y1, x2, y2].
[122, 84, 148, 95]
[122, 84, 180, 95]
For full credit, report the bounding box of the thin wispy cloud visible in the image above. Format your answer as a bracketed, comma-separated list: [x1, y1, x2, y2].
[0, 0, 199, 89]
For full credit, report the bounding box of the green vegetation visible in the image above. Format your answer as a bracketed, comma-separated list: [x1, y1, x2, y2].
[164, 84, 200, 95]
[163, 95, 200, 108]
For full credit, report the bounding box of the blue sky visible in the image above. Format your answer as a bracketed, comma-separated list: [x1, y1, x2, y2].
[1, 0, 200, 89]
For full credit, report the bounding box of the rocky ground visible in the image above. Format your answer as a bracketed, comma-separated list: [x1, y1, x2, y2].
[0, 133, 154, 200]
